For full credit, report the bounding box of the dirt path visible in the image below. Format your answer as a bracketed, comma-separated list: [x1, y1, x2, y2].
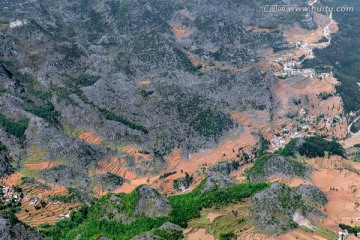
[186, 228, 215, 240]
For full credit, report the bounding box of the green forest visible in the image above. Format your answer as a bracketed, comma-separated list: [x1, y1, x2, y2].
[276, 136, 345, 159]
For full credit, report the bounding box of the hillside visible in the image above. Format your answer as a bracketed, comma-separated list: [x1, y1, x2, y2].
[0, 0, 360, 239]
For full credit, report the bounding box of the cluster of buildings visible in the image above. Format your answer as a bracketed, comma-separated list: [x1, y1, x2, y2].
[270, 112, 346, 151]
[271, 135, 286, 150]
[270, 38, 335, 80]
[1, 187, 22, 202]
[271, 129, 310, 151]
[273, 58, 321, 79]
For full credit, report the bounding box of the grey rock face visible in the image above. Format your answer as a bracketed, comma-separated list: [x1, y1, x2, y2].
[208, 162, 235, 175]
[248, 155, 311, 182]
[158, 222, 182, 232]
[251, 182, 325, 236]
[92, 173, 125, 192]
[135, 185, 172, 218]
[0, 218, 11, 240]
[40, 164, 90, 188]
[97, 237, 111, 240]
[295, 184, 327, 207]
[86, 185, 171, 224]
[200, 174, 236, 193]
[130, 232, 161, 240]
[0, 218, 42, 240]
[301, 12, 317, 30]
[0, 151, 13, 178]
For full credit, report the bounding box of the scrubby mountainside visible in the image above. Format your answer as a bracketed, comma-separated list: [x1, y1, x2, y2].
[0, 0, 315, 191]
[0, 0, 289, 184]
[0, 0, 360, 239]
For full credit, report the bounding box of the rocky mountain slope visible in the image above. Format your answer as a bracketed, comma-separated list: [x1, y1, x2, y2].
[0, 218, 42, 240]
[0, 0, 359, 239]
[251, 182, 327, 235]
[0, 0, 312, 171]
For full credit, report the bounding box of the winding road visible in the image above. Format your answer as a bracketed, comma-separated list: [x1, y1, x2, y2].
[308, 0, 333, 43]
[348, 116, 360, 136]
[323, 11, 333, 42]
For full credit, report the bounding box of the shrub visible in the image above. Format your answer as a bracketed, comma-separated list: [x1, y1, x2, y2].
[99, 108, 149, 134]
[0, 114, 28, 140]
[0, 141, 7, 152]
[219, 232, 236, 240]
[26, 101, 60, 124]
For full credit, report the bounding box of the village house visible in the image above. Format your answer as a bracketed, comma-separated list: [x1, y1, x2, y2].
[56, 212, 71, 220]
[29, 197, 38, 206]
[338, 229, 349, 240]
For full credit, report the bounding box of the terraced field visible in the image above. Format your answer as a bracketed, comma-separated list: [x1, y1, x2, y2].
[16, 184, 80, 228]
[78, 132, 104, 145]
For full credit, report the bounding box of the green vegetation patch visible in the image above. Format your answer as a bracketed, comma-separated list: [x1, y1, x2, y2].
[119, 187, 142, 216]
[152, 228, 183, 240]
[277, 136, 346, 159]
[245, 154, 270, 180]
[351, 119, 360, 133]
[26, 101, 60, 124]
[298, 136, 346, 158]
[99, 108, 149, 134]
[257, 134, 270, 157]
[0, 140, 7, 152]
[191, 109, 234, 138]
[168, 182, 269, 227]
[339, 223, 360, 235]
[246, 154, 309, 182]
[88, 186, 141, 221]
[49, 188, 83, 204]
[0, 113, 29, 141]
[276, 138, 298, 157]
[173, 172, 193, 191]
[174, 48, 198, 74]
[42, 182, 268, 240]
